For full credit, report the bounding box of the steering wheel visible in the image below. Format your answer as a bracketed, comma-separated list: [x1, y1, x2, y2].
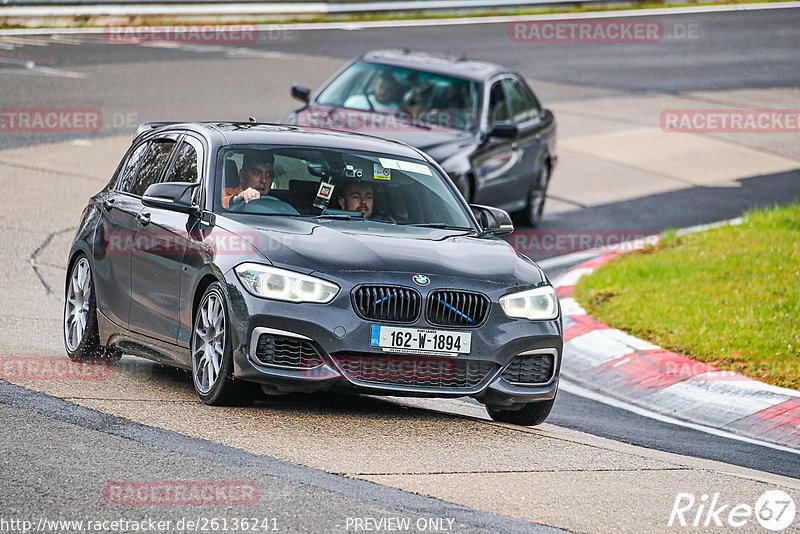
[227, 196, 300, 216]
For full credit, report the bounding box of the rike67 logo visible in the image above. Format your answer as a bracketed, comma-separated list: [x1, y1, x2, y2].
[669, 490, 796, 531]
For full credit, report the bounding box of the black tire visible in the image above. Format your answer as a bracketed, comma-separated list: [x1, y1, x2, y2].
[486, 398, 555, 426]
[521, 164, 550, 228]
[63, 255, 120, 362]
[191, 283, 259, 406]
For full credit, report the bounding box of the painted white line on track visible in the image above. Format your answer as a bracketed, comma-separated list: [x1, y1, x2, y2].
[559, 378, 800, 455]
[1, 2, 799, 35]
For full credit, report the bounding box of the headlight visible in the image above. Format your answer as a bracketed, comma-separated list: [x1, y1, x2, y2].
[500, 285, 559, 320]
[235, 263, 339, 304]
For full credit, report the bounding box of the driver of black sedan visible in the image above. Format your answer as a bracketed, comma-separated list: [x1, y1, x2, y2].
[223, 151, 275, 208]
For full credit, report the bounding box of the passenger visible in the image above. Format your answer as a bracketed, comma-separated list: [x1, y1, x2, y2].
[223, 151, 275, 208]
[337, 181, 374, 218]
[344, 71, 402, 112]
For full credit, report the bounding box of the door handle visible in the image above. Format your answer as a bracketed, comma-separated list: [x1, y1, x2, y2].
[511, 141, 519, 151]
[137, 212, 151, 227]
[534, 133, 542, 141]
[102, 198, 115, 211]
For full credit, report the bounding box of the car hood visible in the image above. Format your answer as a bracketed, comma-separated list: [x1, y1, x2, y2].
[218, 216, 543, 286]
[284, 106, 474, 164]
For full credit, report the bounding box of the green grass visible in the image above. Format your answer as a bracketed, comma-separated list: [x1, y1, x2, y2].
[573, 203, 800, 390]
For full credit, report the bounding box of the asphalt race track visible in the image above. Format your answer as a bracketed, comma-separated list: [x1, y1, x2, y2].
[1, 5, 800, 532]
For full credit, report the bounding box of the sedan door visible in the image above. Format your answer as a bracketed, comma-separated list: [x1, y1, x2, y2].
[501, 76, 554, 212]
[92, 139, 151, 329]
[471, 79, 523, 207]
[126, 134, 191, 346]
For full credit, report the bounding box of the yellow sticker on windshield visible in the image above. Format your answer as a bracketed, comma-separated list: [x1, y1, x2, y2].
[378, 158, 432, 176]
[374, 164, 392, 180]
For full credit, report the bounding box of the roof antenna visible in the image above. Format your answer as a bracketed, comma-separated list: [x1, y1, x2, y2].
[248, 117, 257, 123]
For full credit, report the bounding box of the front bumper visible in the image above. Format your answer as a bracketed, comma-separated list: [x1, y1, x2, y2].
[223, 269, 562, 405]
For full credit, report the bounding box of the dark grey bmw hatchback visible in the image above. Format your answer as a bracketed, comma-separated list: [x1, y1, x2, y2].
[64, 122, 562, 426]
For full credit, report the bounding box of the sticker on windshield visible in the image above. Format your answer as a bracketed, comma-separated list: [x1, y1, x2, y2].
[378, 158, 433, 176]
[373, 164, 392, 181]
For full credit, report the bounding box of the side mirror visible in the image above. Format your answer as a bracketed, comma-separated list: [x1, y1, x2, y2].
[489, 122, 518, 139]
[470, 204, 514, 236]
[291, 83, 311, 104]
[142, 182, 201, 217]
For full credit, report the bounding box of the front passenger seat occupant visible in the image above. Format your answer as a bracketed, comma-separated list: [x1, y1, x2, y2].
[337, 181, 374, 218]
[223, 151, 275, 208]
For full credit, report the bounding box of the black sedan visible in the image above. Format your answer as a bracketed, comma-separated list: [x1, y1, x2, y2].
[64, 122, 562, 426]
[282, 49, 557, 227]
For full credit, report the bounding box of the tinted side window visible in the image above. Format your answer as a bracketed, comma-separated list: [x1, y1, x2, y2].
[117, 141, 151, 193]
[503, 78, 539, 124]
[164, 141, 198, 184]
[488, 82, 510, 125]
[130, 139, 177, 196]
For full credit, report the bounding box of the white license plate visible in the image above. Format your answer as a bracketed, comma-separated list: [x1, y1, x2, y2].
[370, 325, 471, 356]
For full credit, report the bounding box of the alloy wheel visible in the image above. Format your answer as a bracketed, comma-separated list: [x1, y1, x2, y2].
[64, 257, 92, 352]
[192, 291, 226, 394]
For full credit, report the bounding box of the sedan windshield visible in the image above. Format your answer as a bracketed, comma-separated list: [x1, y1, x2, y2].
[314, 61, 480, 132]
[215, 145, 474, 229]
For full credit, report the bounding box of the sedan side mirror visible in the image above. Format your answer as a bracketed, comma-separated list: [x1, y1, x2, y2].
[489, 122, 518, 139]
[142, 182, 202, 217]
[470, 204, 514, 236]
[291, 83, 311, 104]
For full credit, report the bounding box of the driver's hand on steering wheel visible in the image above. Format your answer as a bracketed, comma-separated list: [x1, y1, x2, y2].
[235, 187, 261, 204]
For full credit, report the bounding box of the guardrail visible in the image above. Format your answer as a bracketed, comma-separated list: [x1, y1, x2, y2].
[0, 0, 602, 9]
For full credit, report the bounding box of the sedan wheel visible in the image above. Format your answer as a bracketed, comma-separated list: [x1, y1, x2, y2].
[486, 398, 555, 426]
[523, 165, 550, 228]
[64, 255, 119, 361]
[191, 283, 259, 406]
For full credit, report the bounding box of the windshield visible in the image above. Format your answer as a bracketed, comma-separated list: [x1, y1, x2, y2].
[313, 61, 481, 132]
[215, 145, 474, 229]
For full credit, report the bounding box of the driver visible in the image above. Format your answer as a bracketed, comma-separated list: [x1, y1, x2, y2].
[343, 71, 401, 112]
[223, 151, 275, 208]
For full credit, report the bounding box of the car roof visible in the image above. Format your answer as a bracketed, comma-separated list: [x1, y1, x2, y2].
[358, 49, 509, 82]
[139, 122, 428, 160]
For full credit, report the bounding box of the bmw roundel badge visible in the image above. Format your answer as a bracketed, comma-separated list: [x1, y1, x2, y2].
[412, 274, 430, 286]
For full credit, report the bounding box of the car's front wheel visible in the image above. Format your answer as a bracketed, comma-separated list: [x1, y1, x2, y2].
[486, 398, 555, 426]
[521, 164, 550, 228]
[191, 283, 259, 406]
[64, 255, 120, 362]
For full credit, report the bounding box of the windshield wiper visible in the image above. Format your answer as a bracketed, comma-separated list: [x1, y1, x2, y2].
[405, 223, 475, 231]
[312, 213, 364, 220]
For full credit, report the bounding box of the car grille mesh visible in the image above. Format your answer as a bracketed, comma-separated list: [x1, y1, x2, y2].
[333, 353, 497, 390]
[501, 353, 555, 384]
[254, 334, 324, 369]
[426, 290, 490, 327]
[353, 286, 421, 323]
